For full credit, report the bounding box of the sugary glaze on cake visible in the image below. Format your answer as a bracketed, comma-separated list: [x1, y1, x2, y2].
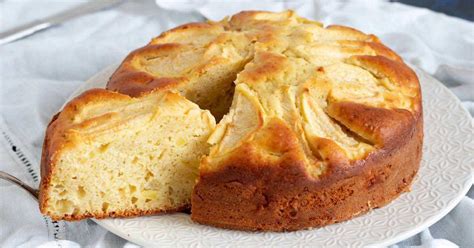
[41, 10, 422, 230]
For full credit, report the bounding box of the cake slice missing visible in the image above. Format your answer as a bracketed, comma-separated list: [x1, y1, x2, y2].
[39, 89, 215, 220]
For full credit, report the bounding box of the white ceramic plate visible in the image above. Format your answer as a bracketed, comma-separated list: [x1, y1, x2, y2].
[69, 65, 473, 247]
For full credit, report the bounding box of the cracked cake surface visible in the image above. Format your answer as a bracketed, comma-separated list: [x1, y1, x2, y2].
[41, 10, 422, 231]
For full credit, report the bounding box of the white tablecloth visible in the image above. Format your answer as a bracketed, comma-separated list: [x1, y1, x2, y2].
[0, 0, 472, 247]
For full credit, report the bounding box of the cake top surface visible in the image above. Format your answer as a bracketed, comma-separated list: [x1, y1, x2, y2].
[107, 10, 421, 178]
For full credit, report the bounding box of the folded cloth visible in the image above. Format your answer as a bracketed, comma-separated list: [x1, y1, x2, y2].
[0, 0, 472, 247]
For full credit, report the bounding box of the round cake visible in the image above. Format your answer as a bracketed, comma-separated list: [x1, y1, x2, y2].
[41, 10, 422, 231]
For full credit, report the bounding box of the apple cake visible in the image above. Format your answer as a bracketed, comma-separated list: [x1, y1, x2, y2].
[40, 10, 422, 231]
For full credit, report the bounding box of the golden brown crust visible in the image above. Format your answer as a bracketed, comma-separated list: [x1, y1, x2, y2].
[191, 115, 422, 231]
[229, 10, 292, 28]
[326, 25, 374, 39]
[39, 113, 59, 216]
[327, 101, 416, 147]
[236, 52, 288, 84]
[106, 22, 227, 97]
[349, 55, 418, 89]
[47, 204, 189, 221]
[107, 44, 187, 97]
[153, 22, 221, 42]
[307, 137, 350, 167]
[364, 42, 403, 62]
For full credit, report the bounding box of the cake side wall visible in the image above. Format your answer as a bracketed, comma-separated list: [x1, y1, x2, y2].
[191, 114, 423, 231]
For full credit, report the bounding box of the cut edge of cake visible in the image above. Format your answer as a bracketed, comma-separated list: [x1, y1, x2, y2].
[39, 88, 215, 220]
